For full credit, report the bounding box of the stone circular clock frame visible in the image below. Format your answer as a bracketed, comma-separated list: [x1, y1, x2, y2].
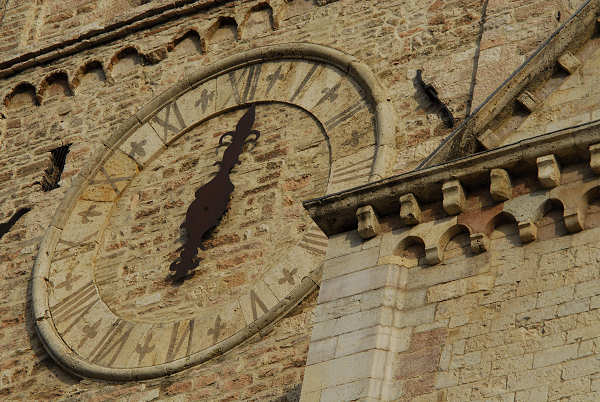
[32, 43, 395, 380]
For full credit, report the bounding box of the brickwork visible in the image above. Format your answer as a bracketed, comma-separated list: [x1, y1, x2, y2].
[0, 0, 597, 400]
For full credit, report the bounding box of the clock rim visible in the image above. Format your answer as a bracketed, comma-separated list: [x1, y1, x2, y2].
[32, 42, 393, 380]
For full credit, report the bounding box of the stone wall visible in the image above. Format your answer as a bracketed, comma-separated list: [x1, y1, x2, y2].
[0, 0, 594, 400]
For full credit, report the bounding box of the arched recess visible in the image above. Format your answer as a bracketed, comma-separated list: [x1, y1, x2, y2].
[584, 186, 600, 230]
[38, 72, 74, 101]
[4, 82, 40, 109]
[487, 211, 520, 247]
[242, 3, 276, 37]
[72, 60, 107, 90]
[438, 224, 472, 262]
[536, 198, 567, 241]
[395, 235, 426, 267]
[32, 43, 395, 381]
[169, 29, 204, 55]
[108, 47, 146, 77]
[206, 16, 239, 45]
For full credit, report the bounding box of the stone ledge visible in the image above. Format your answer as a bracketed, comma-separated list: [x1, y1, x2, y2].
[304, 120, 600, 236]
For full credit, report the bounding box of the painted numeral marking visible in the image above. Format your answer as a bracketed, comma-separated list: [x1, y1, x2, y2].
[289, 64, 319, 103]
[152, 101, 186, 142]
[250, 290, 268, 321]
[51, 281, 99, 336]
[89, 319, 134, 366]
[226, 65, 263, 106]
[298, 229, 328, 256]
[166, 319, 195, 362]
[325, 101, 366, 131]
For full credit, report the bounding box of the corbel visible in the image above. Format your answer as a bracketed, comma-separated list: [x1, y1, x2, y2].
[517, 90, 540, 113]
[589, 143, 600, 174]
[518, 221, 537, 243]
[564, 208, 584, 233]
[557, 51, 581, 74]
[470, 233, 489, 254]
[356, 205, 381, 240]
[442, 180, 466, 215]
[537, 154, 561, 188]
[490, 168, 512, 202]
[399, 193, 422, 225]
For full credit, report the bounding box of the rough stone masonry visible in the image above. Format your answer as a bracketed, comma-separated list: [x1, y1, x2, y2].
[1, 0, 598, 401]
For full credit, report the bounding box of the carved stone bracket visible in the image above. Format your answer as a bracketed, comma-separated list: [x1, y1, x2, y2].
[490, 168, 512, 202]
[399, 193, 422, 225]
[537, 154, 561, 188]
[564, 209, 584, 233]
[356, 205, 381, 240]
[590, 143, 600, 174]
[558, 51, 582, 74]
[518, 221, 537, 243]
[442, 180, 466, 215]
[517, 90, 541, 113]
[470, 233, 489, 254]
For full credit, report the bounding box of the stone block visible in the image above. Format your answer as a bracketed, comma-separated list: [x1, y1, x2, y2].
[322, 246, 380, 281]
[532, 343, 578, 368]
[479, 128, 501, 150]
[311, 307, 393, 341]
[306, 337, 338, 365]
[562, 355, 600, 380]
[537, 154, 561, 188]
[442, 179, 466, 215]
[393, 304, 436, 328]
[318, 265, 401, 304]
[558, 51, 581, 74]
[517, 90, 540, 113]
[335, 326, 391, 358]
[399, 193, 422, 225]
[490, 168, 512, 202]
[356, 205, 381, 239]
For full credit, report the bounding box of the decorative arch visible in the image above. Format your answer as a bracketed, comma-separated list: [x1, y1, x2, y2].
[38, 71, 74, 99]
[72, 60, 107, 89]
[3, 82, 39, 109]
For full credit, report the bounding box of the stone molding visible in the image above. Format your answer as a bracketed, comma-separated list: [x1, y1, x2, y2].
[31, 42, 396, 381]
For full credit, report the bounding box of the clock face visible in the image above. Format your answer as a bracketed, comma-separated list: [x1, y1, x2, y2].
[33, 46, 385, 380]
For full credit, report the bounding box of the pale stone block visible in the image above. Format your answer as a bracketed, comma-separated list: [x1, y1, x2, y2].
[393, 304, 435, 328]
[396, 288, 427, 310]
[479, 128, 501, 150]
[407, 258, 477, 290]
[515, 386, 548, 402]
[307, 336, 338, 365]
[442, 179, 466, 215]
[335, 326, 390, 358]
[322, 246, 380, 281]
[590, 143, 600, 175]
[320, 379, 382, 402]
[508, 366, 562, 392]
[299, 390, 321, 402]
[562, 355, 600, 380]
[311, 307, 393, 341]
[517, 90, 540, 113]
[318, 265, 401, 304]
[536, 285, 574, 308]
[537, 154, 561, 188]
[532, 343, 578, 368]
[578, 339, 594, 358]
[566, 322, 600, 343]
[414, 319, 449, 333]
[312, 288, 396, 324]
[558, 51, 582, 74]
[449, 351, 481, 369]
[435, 371, 459, 389]
[564, 209, 584, 233]
[326, 231, 363, 259]
[399, 193, 422, 225]
[302, 350, 387, 393]
[557, 298, 589, 317]
[591, 295, 600, 310]
[390, 327, 412, 353]
[356, 205, 381, 240]
[490, 168, 512, 202]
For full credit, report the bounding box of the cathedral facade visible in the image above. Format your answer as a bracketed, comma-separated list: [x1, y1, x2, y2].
[1, 0, 600, 400]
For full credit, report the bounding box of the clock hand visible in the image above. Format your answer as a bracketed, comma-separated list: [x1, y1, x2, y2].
[169, 104, 260, 282]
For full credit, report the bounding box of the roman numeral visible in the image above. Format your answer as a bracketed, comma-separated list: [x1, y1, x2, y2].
[298, 229, 328, 256]
[330, 157, 372, 185]
[227, 65, 263, 105]
[289, 64, 319, 103]
[325, 101, 366, 131]
[151, 101, 186, 142]
[51, 281, 99, 336]
[89, 319, 134, 366]
[250, 290, 269, 321]
[166, 319, 195, 362]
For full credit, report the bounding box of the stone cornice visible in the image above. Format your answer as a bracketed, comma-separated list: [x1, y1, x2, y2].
[0, 0, 234, 79]
[304, 119, 600, 236]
